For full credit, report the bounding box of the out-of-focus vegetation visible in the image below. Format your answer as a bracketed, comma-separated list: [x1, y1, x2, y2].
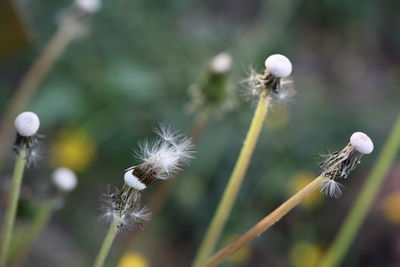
[0, 0, 399, 266]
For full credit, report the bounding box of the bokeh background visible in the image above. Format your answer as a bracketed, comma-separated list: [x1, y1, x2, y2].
[1, 0, 400, 266]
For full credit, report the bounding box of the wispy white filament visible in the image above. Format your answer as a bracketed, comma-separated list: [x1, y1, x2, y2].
[320, 179, 343, 198]
[350, 132, 374, 154]
[14, 111, 40, 137]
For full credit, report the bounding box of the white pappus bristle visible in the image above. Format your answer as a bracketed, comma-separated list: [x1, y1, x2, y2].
[264, 54, 292, 78]
[350, 132, 374, 154]
[14, 111, 40, 137]
[124, 171, 146, 190]
[52, 167, 78, 192]
[320, 179, 343, 198]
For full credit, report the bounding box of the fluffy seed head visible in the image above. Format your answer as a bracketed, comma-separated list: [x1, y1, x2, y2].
[15, 112, 40, 137]
[52, 167, 77, 192]
[75, 0, 101, 13]
[264, 54, 292, 78]
[209, 52, 233, 74]
[124, 170, 146, 190]
[350, 132, 374, 154]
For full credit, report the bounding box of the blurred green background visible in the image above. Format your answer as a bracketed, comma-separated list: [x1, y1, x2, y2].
[1, 0, 400, 266]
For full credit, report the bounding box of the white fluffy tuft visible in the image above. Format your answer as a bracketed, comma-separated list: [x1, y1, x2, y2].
[75, 0, 101, 13]
[137, 124, 194, 179]
[131, 206, 152, 222]
[350, 132, 374, 154]
[124, 171, 146, 190]
[14, 111, 40, 137]
[52, 167, 77, 192]
[209, 52, 232, 74]
[264, 54, 292, 78]
[320, 179, 343, 198]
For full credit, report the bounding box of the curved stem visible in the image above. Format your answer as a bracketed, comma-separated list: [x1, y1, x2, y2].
[93, 220, 119, 267]
[0, 148, 27, 267]
[204, 175, 329, 267]
[192, 91, 270, 267]
[318, 114, 400, 267]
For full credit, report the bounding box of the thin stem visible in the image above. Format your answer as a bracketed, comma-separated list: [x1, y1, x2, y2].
[318, 114, 400, 267]
[204, 175, 329, 267]
[93, 220, 119, 267]
[0, 148, 27, 267]
[8, 200, 53, 267]
[192, 90, 270, 267]
[0, 20, 77, 171]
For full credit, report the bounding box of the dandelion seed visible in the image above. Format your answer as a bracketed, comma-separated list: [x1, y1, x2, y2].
[320, 179, 343, 198]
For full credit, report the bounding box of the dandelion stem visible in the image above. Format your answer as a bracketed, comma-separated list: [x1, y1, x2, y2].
[192, 90, 270, 267]
[93, 220, 119, 267]
[8, 200, 53, 267]
[0, 148, 27, 267]
[203, 175, 329, 267]
[318, 114, 400, 267]
[0, 20, 77, 171]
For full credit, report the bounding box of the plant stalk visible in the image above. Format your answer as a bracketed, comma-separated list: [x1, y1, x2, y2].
[318, 114, 400, 267]
[192, 90, 270, 267]
[0, 148, 27, 267]
[203, 175, 329, 267]
[93, 220, 119, 267]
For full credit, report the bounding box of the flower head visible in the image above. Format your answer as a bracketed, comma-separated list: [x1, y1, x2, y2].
[15, 111, 40, 137]
[124, 124, 194, 190]
[209, 52, 233, 74]
[75, 0, 101, 13]
[350, 132, 374, 154]
[52, 167, 78, 192]
[264, 54, 292, 78]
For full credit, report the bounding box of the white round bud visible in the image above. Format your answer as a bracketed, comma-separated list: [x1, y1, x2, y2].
[52, 168, 78, 192]
[350, 132, 374, 154]
[75, 0, 101, 13]
[14, 111, 40, 137]
[264, 54, 292, 78]
[124, 170, 146, 190]
[209, 52, 232, 74]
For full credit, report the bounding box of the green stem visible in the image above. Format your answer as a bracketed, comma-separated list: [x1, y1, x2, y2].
[0, 148, 27, 267]
[93, 220, 119, 267]
[9, 200, 53, 267]
[192, 91, 270, 267]
[318, 114, 400, 267]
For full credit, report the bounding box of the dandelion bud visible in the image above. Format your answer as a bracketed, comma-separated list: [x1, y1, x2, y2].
[52, 167, 78, 192]
[14, 112, 40, 137]
[75, 0, 101, 13]
[350, 132, 374, 154]
[209, 52, 233, 74]
[264, 54, 292, 78]
[124, 170, 146, 191]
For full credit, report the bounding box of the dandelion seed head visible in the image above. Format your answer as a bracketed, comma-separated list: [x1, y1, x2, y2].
[320, 179, 343, 198]
[124, 170, 146, 190]
[350, 132, 374, 154]
[75, 0, 101, 13]
[14, 112, 40, 137]
[52, 167, 77, 192]
[264, 54, 292, 78]
[209, 52, 232, 74]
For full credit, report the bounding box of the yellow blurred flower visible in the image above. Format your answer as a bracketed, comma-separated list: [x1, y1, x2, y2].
[382, 192, 400, 223]
[289, 241, 322, 267]
[264, 105, 289, 130]
[118, 252, 149, 267]
[50, 128, 96, 172]
[288, 171, 323, 208]
[224, 234, 251, 265]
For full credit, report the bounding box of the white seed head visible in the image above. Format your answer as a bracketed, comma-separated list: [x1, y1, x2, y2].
[14, 111, 40, 137]
[124, 170, 146, 190]
[350, 132, 374, 154]
[209, 52, 233, 74]
[52, 168, 77, 192]
[264, 54, 292, 78]
[75, 0, 101, 13]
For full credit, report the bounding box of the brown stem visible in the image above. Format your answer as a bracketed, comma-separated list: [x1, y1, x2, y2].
[203, 175, 329, 267]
